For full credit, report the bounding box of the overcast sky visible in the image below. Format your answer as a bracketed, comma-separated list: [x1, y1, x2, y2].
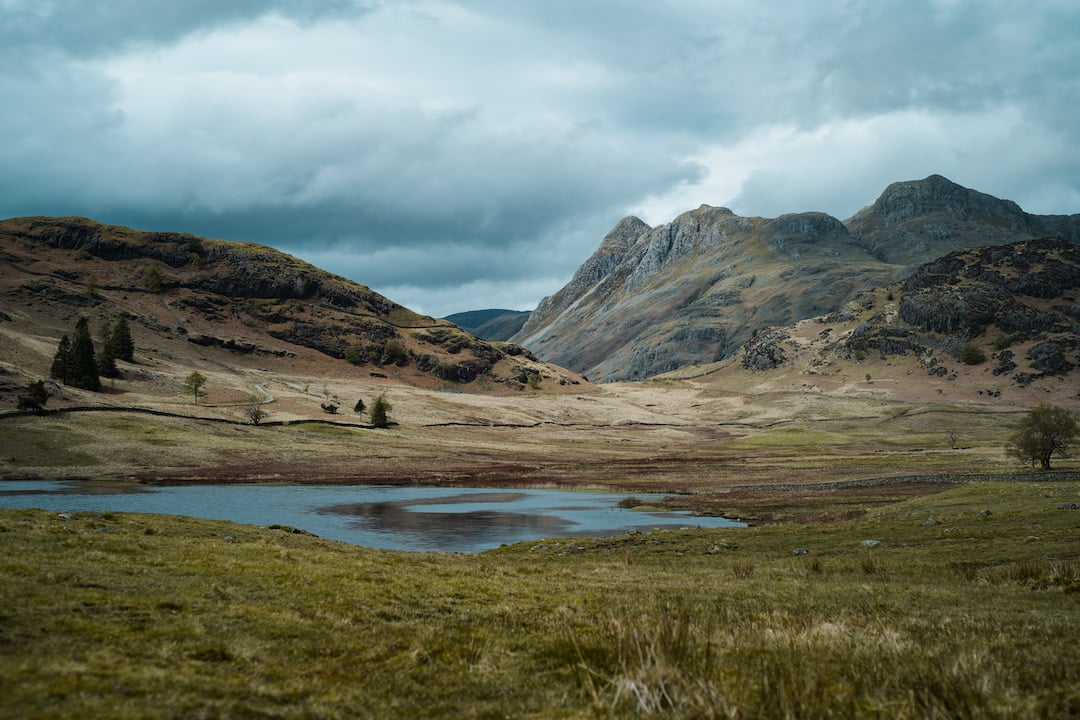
[3, 1, 1078, 316]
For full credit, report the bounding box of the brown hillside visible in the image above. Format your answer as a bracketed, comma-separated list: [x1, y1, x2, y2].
[0, 216, 585, 413]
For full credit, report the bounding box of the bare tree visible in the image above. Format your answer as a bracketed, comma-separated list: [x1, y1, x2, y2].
[244, 402, 268, 425]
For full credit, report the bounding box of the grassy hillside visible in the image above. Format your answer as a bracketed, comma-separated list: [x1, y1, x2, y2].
[3, 479, 1079, 718]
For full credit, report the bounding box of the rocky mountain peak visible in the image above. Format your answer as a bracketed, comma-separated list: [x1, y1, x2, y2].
[844, 174, 1077, 265]
[597, 215, 650, 255]
[851, 174, 1026, 226]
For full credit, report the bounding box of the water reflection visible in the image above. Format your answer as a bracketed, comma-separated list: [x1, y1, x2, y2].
[321, 501, 572, 548]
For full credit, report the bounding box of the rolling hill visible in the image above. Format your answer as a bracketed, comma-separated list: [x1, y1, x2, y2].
[0, 216, 584, 412]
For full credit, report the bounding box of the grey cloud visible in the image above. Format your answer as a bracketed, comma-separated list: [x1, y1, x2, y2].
[1, 0, 1078, 315]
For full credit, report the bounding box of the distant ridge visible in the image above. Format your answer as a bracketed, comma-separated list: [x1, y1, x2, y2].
[445, 309, 531, 342]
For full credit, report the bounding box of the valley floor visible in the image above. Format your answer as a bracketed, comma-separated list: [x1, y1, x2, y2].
[3, 373, 1074, 523]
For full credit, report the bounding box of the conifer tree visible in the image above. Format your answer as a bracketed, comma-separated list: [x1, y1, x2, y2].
[50, 335, 71, 383]
[98, 319, 119, 378]
[67, 318, 101, 391]
[109, 317, 135, 362]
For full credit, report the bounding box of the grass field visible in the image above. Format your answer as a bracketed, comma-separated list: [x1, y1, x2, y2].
[3, 480, 1078, 718]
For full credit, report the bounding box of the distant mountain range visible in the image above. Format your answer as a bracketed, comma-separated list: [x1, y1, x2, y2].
[511, 175, 1080, 381]
[443, 309, 531, 342]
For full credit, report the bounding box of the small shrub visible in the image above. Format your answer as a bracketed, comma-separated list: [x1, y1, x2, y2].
[320, 402, 339, 414]
[992, 333, 1012, 351]
[959, 343, 987, 365]
[381, 339, 407, 366]
[353, 399, 366, 413]
[146, 262, 164, 293]
[343, 345, 363, 365]
[16, 380, 50, 411]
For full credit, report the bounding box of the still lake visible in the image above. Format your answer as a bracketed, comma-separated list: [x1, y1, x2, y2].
[0, 480, 745, 553]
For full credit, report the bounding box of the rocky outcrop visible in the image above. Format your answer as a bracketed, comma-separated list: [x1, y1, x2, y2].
[1028, 337, 1079, 375]
[838, 238, 1080, 382]
[741, 328, 789, 370]
[898, 238, 1080, 340]
[187, 334, 292, 357]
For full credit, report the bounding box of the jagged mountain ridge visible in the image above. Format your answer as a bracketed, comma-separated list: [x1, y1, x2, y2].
[0, 216, 580, 395]
[514, 175, 1080, 382]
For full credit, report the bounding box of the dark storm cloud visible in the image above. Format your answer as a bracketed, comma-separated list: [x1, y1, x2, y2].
[1, 1, 1077, 314]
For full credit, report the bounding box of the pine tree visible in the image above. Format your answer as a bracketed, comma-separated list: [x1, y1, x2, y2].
[110, 317, 135, 362]
[68, 318, 101, 391]
[98, 317, 134, 378]
[98, 319, 119, 378]
[98, 344, 118, 378]
[51, 335, 71, 383]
